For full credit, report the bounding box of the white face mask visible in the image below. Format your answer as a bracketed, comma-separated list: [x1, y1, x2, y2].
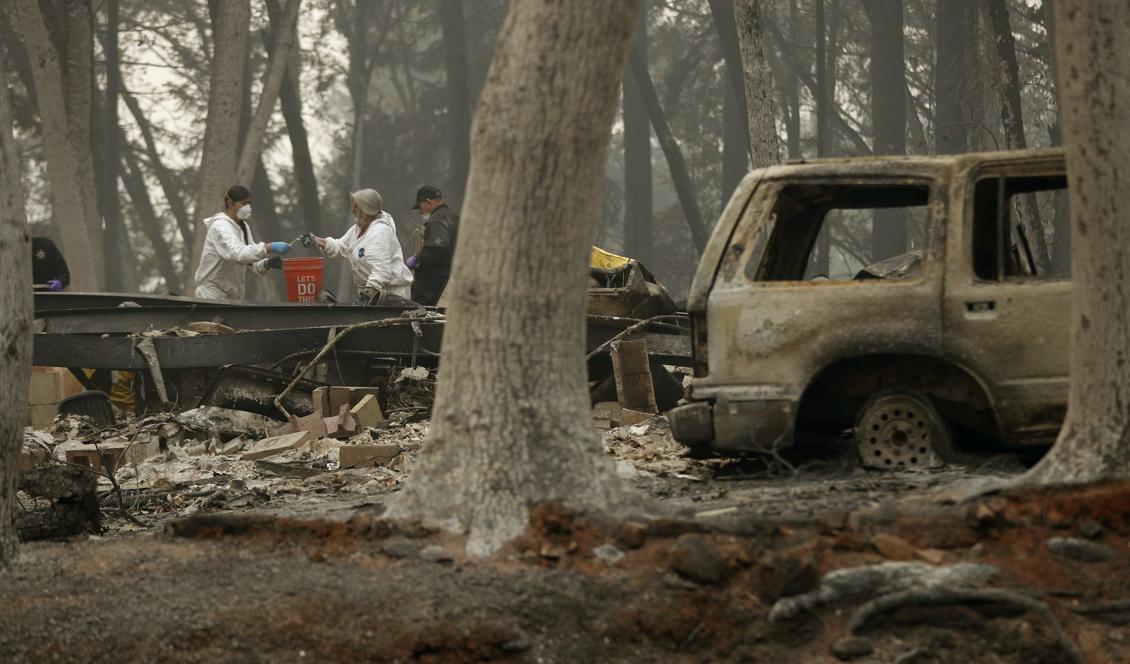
[236, 204, 253, 221]
[420, 213, 431, 222]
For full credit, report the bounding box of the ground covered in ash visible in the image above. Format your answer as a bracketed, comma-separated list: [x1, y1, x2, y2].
[4, 415, 1129, 662]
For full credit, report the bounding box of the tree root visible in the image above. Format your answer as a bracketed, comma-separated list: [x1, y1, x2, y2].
[847, 588, 1083, 664]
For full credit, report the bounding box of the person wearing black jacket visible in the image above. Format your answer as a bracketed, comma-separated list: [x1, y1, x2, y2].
[32, 236, 70, 291]
[407, 185, 459, 305]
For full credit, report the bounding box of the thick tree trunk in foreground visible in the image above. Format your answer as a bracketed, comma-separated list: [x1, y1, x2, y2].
[863, 0, 907, 261]
[441, 0, 472, 208]
[628, 44, 709, 253]
[985, 0, 1053, 275]
[392, 0, 640, 556]
[734, 0, 781, 170]
[0, 48, 33, 567]
[187, 0, 250, 292]
[1025, 0, 1130, 484]
[12, 0, 104, 290]
[622, 5, 652, 262]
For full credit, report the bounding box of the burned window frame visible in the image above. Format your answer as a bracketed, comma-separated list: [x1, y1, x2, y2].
[968, 170, 1070, 283]
[737, 178, 938, 284]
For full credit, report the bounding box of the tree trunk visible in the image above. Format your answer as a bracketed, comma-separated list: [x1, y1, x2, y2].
[862, 0, 907, 261]
[12, 0, 105, 291]
[1024, 0, 1130, 484]
[440, 0, 472, 208]
[187, 0, 251, 292]
[0, 45, 33, 567]
[813, 0, 840, 273]
[391, 0, 641, 556]
[985, 0, 1053, 275]
[734, 0, 781, 169]
[265, 0, 322, 238]
[95, 0, 137, 292]
[235, 0, 301, 185]
[935, 0, 970, 154]
[120, 141, 183, 293]
[121, 87, 194, 249]
[622, 5, 653, 262]
[1041, 0, 1069, 269]
[628, 44, 709, 253]
[784, 0, 801, 158]
[708, 0, 751, 196]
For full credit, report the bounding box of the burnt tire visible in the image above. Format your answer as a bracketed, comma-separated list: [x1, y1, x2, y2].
[854, 389, 954, 470]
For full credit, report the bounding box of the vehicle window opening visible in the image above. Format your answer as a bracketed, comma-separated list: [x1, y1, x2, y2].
[971, 174, 1070, 280]
[749, 183, 931, 282]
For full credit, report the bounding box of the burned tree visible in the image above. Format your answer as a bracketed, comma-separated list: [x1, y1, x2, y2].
[11, 0, 104, 290]
[0, 45, 33, 567]
[1024, 0, 1130, 484]
[734, 0, 781, 169]
[862, 0, 907, 261]
[392, 0, 641, 556]
[187, 0, 250, 291]
[622, 4, 653, 263]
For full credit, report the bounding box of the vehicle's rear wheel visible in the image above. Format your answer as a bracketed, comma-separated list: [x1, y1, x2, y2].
[854, 389, 953, 470]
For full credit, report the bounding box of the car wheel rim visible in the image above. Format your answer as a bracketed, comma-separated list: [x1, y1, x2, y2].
[856, 396, 944, 470]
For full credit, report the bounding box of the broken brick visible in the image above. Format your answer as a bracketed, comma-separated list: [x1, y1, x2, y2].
[350, 394, 383, 429]
[240, 431, 314, 461]
[339, 444, 400, 469]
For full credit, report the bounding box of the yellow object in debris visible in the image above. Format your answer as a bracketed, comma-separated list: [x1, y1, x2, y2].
[591, 246, 631, 270]
[110, 371, 136, 413]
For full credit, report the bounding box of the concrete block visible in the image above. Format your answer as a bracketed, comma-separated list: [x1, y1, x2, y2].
[65, 442, 129, 473]
[610, 339, 657, 414]
[241, 431, 314, 461]
[27, 404, 58, 429]
[592, 402, 621, 430]
[19, 447, 49, 471]
[28, 369, 63, 406]
[339, 444, 401, 469]
[350, 394, 383, 429]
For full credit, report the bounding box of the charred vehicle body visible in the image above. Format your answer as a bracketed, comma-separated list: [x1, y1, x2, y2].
[670, 149, 1071, 468]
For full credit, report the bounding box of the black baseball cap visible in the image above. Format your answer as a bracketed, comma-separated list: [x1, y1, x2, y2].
[412, 185, 443, 209]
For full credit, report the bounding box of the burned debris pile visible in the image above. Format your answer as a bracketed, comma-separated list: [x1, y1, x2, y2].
[20, 291, 694, 538]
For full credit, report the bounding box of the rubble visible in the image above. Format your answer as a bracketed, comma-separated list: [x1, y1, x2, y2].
[15, 397, 697, 536]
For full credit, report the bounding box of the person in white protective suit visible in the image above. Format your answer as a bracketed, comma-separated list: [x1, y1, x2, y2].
[312, 189, 413, 305]
[194, 185, 293, 300]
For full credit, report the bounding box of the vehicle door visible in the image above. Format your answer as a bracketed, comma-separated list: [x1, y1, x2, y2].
[941, 157, 1070, 444]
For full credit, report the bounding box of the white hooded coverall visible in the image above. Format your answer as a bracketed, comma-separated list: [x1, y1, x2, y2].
[322, 211, 413, 299]
[194, 213, 270, 300]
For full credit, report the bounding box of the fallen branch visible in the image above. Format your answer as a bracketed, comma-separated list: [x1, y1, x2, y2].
[273, 313, 441, 418]
[847, 588, 1083, 664]
[585, 314, 689, 361]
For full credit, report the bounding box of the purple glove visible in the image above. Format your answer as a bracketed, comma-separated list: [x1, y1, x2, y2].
[406, 255, 418, 270]
[47, 279, 63, 292]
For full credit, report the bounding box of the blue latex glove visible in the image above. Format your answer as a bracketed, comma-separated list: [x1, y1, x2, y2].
[269, 241, 291, 254]
[47, 279, 63, 291]
[405, 255, 418, 270]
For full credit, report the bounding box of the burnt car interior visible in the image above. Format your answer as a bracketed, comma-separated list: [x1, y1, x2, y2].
[971, 174, 1070, 280]
[750, 183, 931, 282]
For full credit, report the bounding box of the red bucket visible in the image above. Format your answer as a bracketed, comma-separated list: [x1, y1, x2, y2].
[282, 257, 324, 303]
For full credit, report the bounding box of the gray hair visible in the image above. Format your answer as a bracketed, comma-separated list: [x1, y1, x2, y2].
[352, 188, 383, 217]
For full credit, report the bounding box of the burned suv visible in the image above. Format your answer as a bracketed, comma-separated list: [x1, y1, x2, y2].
[669, 149, 1071, 468]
